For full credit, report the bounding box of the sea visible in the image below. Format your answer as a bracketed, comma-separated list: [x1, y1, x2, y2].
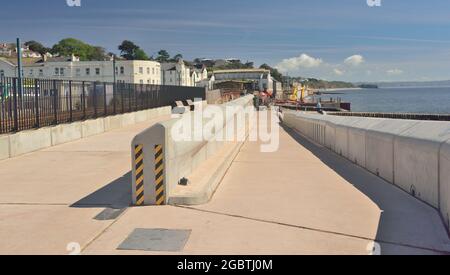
[317, 86, 450, 114]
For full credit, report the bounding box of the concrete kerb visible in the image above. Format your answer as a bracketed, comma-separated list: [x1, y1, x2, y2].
[130, 95, 254, 206]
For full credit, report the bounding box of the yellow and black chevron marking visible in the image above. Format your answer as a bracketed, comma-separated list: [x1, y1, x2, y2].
[154, 144, 165, 205]
[134, 145, 145, 206]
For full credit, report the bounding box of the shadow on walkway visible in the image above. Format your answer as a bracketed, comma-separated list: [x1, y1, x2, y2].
[70, 171, 131, 210]
[280, 124, 450, 255]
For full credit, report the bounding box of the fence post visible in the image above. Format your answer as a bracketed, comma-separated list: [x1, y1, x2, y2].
[128, 84, 132, 112]
[103, 82, 107, 116]
[93, 82, 98, 118]
[52, 80, 58, 125]
[69, 80, 73, 122]
[12, 78, 19, 132]
[113, 81, 116, 115]
[82, 81, 86, 119]
[34, 79, 40, 128]
[146, 85, 150, 109]
[121, 83, 124, 113]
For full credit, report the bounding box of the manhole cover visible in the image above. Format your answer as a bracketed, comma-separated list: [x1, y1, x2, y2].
[117, 228, 191, 252]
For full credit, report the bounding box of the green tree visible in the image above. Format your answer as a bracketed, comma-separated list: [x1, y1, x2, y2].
[24, 41, 51, 56]
[171, 53, 183, 62]
[134, 48, 149, 60]
[156, 50, 170, 63]
[260, 63, 283, 82]
[118, 40, 149, 60]
[51, 38, 106, 61]
[118, 40, 139, 60]
[244, 61, 254, 68]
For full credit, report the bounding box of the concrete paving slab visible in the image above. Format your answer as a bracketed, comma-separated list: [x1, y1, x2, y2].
[83, 206, 374, 255]
[0, 205, 111, 255]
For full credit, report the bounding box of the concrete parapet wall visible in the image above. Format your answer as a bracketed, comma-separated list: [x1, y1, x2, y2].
[9, 128, 52, 157]
[131, 95, 254, 206]
[0, 135, 10, 160]
[51, 122, 83, 146]
[0, 106, 172, 160]
[81, 118, 105, 138]
[440, 140, 450, 229]
[282, 110, 450, 233]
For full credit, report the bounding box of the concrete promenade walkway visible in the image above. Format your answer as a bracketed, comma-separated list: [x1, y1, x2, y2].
[0, 114, 449, 254]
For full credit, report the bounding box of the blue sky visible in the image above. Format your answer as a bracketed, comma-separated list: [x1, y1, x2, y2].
[2, 0, 450, 82]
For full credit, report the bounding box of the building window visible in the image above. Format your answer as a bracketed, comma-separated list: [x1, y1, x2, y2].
[140, 80, 144, 84]
[147, 79, 150, 84]
[120, 67, 124, 74]
[60, 68, 65, 76]
[152, 79, 155, 84]
[139, 67, 143, 74]
[29, 69, 33, 76]
[86, 68, 90, 75]
[75, 68, 81, 76]
[39, 69, 43, 76]
[152, 68, 155, 75]
[115, 67, 118, 75]
[95, 68, 100, 75]
[55, 68, 59, 76]
[147, 68, 150, 74]
[0, 70, 4, 78]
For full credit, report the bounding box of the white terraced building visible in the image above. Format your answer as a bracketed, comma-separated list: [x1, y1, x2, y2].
[0, 55, 209, 88]
[0, 55, 162, 85]
[161, 59, 208, 87]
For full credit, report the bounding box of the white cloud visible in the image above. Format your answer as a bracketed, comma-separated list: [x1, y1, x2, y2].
[344, 55, 365, 66]
[386, 68, 404, 75]
[334, 68, 345, 76]
[275, 54, 323, 73]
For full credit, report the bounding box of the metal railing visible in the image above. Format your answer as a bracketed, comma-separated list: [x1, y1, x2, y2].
[0, 77, 205, 134]
[327, 111, 450, 121]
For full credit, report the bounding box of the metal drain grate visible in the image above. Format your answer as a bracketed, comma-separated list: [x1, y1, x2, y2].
[117, 228, 191, 252]
[94, 208, 126, 221]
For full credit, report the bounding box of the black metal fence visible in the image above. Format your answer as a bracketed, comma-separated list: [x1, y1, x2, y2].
[0, 77, 205, 134]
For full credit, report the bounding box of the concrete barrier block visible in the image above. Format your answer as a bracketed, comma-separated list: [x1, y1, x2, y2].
[121, 113, 136, 127]
[81, 118, 105, 138]
[347, 118, 385, 167]
[104, 115, 123, 131]
[0, 135, 10, 160]
[332, 117, 363, 158]
[394, 122, 450, 208]
[131, 95, 254, 206]
[365, 120, 419, 183]
[440, 139, 450, 230]
[135, 110, 148, 123]
[161, 106, 171, 116]
[146, 109, 156, 119]
[51, 122, 82, 146]
[9, 127, 52, 157]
